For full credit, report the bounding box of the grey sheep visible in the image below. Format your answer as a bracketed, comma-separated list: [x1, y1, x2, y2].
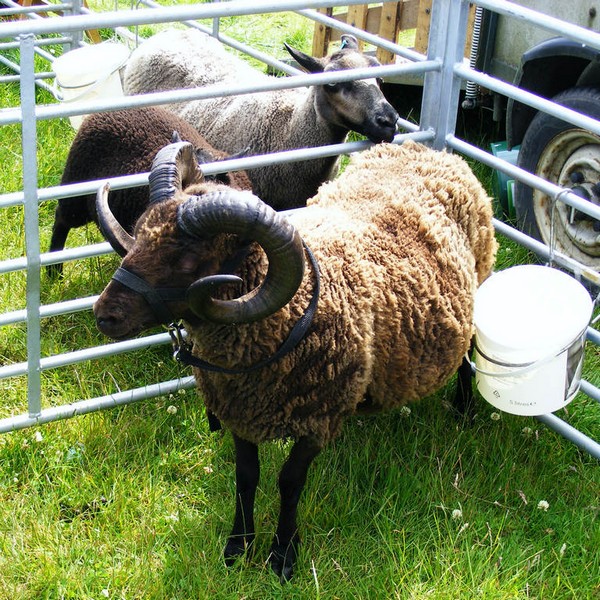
[93, 140, 497, 581]
[48, 106, 251, 276]
[123, 29, 400, 209]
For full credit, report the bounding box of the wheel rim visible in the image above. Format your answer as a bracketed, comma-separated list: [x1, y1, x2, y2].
[533, 128, 600, 262]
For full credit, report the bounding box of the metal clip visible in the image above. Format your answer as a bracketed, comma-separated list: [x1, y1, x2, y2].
[167, 322, 187, 361]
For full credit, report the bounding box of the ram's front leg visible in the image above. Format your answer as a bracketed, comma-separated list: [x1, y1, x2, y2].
[224, 433, 259, 565]
[269, 436, 321, 582]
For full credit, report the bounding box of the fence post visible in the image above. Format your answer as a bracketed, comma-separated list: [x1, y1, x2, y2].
[420, 0, 471, 150]
[19, 33, 42, 418]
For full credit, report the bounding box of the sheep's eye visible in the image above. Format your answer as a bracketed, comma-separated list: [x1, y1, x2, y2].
[325, 81, 351, 93]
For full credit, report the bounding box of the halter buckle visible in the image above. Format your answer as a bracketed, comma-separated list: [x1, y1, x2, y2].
[168, 322, 190, 361]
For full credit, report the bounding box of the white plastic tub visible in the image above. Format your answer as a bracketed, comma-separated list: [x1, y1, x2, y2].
[53, 42, 129, 130]
[474, 265, 593, 416]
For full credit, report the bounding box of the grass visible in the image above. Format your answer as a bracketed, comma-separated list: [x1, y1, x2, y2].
[1, 4, 599, 599]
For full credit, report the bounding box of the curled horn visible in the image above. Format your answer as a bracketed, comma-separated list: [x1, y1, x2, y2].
[148, 141, 204, 205]
[96, 182, 134, 257]
[177, 191, 305, 324]
[96, 142, 204, 257]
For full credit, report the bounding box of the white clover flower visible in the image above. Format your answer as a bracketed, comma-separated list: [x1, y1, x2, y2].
[203, 465, 214, 474]
[451, 508, 463, 520]
[34, 431, 43, 443]
[101, 590, 109, 598]
[490, 412, 501, 421]
[537, 500, 550, 512]
[457, 522, 470, 535]
[166, 405, 178, 415]
[399, 406, 412, 418]
[521, 426, 533, 437]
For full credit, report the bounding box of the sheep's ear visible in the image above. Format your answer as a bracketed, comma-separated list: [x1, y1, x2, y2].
[284, 43, 325, 74]
[171, 130, 183, 144]
[340, 35, 359, 51]
[194, 147, 216, 166]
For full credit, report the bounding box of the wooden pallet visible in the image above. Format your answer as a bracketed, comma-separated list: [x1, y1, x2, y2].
[8, 0, 101, 43]
[312, 1, 475, 64]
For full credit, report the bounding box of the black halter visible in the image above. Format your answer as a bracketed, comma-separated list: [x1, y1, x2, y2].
[112, 242, 320, 376]
[111, 267, 187, 325]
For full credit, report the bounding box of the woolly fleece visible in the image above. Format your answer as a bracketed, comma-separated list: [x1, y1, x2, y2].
[54, 106, 251, 240]
[123, 28, 395, 210]
[187, 141, 497, 446]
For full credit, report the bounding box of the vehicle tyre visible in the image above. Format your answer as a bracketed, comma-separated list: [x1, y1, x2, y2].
[514, 85, 600, 269]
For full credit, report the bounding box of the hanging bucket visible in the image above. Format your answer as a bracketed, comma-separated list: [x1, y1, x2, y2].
[52, 42, 130, 130]
[474, 265, 593, 416]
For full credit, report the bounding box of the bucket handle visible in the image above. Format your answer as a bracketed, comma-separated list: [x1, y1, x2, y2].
[53, 52, 128, 103]
[471, 328, 587, 378]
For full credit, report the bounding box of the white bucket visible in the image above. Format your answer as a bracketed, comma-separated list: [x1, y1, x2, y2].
[53, 42, 130, 130]
[474, 265, 593, 416]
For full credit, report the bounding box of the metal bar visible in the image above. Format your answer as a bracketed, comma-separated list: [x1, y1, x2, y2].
[138, 0, 304, 77]
[0, 332, 173, 379]
[535, 413, 600, 459]
[0, 242, 113, 275]
[446, 135, 600, 225]
[420, 0, 471, 150]
[474, 0, 600, 54]
[297, 7, 427, 63]
[579, 380, 600, 404]
[0, 376, 196, 433]
[19, 33, 42, 418]
[0, 296, 98, 327]
[454, 62, 600, 140]
[0, 129, 434, 212]
[0, 59, 439, 125]
[0, 3, 71, 16]
[0, 0, 397, 38]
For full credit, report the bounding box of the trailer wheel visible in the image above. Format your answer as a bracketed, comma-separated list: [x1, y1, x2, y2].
[514, 86, 600, 269]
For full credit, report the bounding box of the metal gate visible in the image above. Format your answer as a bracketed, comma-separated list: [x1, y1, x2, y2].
[0, 0, 598, 457]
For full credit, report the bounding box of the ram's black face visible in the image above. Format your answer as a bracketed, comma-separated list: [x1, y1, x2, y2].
[93, 197, 217, 340]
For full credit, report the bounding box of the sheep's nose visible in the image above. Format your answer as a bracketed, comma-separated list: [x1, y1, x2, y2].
[378, 105, 399, 129]
[95, 315, 120, 336]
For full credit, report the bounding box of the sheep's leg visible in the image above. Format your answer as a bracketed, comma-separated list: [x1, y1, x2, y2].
[453, 340, 475, 419]
[224, 433, 259, 565]
[46, 219, 71, 278]
[269, 435, 321, 582]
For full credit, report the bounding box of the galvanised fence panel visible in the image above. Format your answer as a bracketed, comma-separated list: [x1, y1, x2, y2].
[0, 0, 598, 457]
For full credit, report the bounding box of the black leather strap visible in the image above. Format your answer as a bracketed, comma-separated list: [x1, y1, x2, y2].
[171, 242, 320, 375]
[112, 267, 187, 325]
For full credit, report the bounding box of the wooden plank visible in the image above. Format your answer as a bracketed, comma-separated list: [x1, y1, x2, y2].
[414, 1, 477, 57]
[13, 0, 102, 42]
[312, 7, 333, 57]
[397, 0, 419, 29]
[377, 2, 400, 64]
[312, 1, 423, 58]
[464, 2, 476, 57]
[347, 4, 369, 28]
[347, 4, 369, 50]
[414, 0, 432, 55]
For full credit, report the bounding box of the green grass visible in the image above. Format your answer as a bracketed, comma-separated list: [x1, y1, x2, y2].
[1, 6, 599, 599]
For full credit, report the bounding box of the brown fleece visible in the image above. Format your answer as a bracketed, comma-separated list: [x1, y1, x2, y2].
[187, 141, 497, 446]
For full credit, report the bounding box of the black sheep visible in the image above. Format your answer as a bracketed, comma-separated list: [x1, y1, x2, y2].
[48, 106, 251, 276]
